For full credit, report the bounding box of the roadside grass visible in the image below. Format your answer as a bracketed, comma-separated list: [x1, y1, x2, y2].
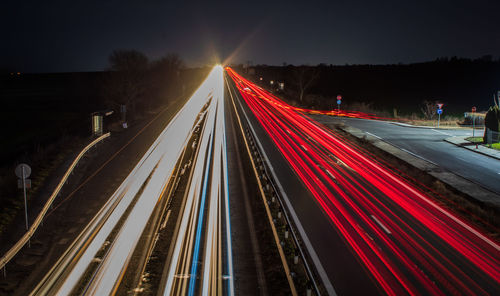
[488, 143, 500, 151]
[397, 116, 462, 127]
[465, 137, 484, 143]
[465, 137, 500, 151]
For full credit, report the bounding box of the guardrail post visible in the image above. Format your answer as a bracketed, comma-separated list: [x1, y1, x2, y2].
[306, 284, 312, 296]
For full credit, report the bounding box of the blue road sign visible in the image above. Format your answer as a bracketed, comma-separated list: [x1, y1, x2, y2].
[437, 109, 443, 115]
[337, 100, 341, 105]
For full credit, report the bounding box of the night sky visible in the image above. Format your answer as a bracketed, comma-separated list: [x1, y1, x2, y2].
[2, 0, 499, 72]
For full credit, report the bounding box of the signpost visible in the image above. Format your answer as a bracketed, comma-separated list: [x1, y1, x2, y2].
[472, 106, 477, 138]
[15, 163, 31, 232]
[337, 95, 342, 112]
[436, 104, 443, 128]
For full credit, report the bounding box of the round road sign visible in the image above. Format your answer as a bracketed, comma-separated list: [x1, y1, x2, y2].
[15, 163, 31, 179]
[337, 95, 342, 100]
[472, 107, 477, 113]
[437, 109, 443, 115]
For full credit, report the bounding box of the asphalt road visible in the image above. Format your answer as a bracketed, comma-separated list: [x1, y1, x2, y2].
[226, 68, 500, 295]
[313, 115, 500, 195]
[224, 83, 289, 295]
[225, 74, 381, 295]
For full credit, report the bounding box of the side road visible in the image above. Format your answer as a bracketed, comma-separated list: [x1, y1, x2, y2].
[313, 115, 500, 199]
[0, 97, 187, 295]
[338, 124, 500, 208]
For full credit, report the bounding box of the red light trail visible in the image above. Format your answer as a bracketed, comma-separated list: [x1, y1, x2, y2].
[226, 67, 500, 295]
[238, 80, 386, 120]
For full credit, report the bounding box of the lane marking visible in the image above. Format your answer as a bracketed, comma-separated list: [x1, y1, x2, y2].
[226, 75, 299, 296]
[432, 129, 452, 136]
[371, 215, 391, 235]
[365, 131, 382, 140]
[226, 74, 335, 296]
[399, 148, 438, 166]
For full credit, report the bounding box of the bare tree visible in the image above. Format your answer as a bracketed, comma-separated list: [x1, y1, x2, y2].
[291, 66, 319, 102]
[420, 100, 437, 120]
[103, 50, 149, 121]
[151, 53, 184, 82]
[149, 53, 185, 104]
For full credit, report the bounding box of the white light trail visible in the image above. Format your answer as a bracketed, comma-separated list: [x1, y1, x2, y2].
[29, 65, 230, 296]
[162, 65, 234, 296]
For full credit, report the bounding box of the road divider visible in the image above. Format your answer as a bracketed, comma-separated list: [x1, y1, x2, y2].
[226, 72, 326, 295]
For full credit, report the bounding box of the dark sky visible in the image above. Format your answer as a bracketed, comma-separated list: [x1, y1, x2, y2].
[2, 0, 499, 72]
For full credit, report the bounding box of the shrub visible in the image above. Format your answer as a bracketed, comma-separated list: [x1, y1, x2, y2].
[483, 106, 500, 143]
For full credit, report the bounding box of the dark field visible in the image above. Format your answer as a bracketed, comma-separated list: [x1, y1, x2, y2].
[0, 72, 104, 165]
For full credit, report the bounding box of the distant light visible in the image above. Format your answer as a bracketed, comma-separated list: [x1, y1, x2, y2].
[259, 77, 263, 81]
[270, 80, 274, 85]
[17, 72, 21, 75]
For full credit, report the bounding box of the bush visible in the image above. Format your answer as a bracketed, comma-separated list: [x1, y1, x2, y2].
[483, 106, 500, 143]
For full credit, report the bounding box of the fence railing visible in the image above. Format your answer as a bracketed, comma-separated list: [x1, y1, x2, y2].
[0, 133, 110, 272]
[484, 128, 499, 144]
[244, 125, 322, 295]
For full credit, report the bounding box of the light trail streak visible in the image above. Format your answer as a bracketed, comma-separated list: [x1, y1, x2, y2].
[162, 65, 233, 296]
[240, 80, 387, 120]
[222, 107, 235, 295]
[227, 67, 500, 295]
[32, 65, 233, 296]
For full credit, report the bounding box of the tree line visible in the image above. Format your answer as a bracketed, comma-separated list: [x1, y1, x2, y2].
[102, 50, 185, 124]
[240, 57, 500, 117]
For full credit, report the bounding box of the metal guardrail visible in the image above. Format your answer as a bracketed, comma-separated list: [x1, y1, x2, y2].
[244, 126, 322, 295]
[0, 132, 111, 272]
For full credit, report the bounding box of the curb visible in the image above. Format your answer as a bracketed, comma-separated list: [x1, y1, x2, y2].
[390, 121, 474, 130]
[444, 136, 500, 161]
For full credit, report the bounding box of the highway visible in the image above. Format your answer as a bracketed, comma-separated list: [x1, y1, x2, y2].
[312, 115, 500, 195]
[30, 66, 234, 296]
[19, 65, 499, 295]
[160, 64, 234, 296]
[226, 67, 500, 295]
